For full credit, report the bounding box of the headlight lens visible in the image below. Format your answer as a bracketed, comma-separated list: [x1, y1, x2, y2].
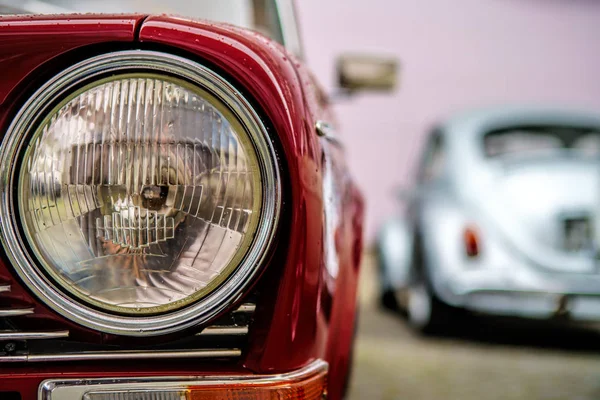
[0, 51, 280, 335]
[19, 74, 260, 314]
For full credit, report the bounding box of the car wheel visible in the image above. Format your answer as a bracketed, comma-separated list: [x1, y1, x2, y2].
[380, 289, 400, 311]
[376, 246, 400, 312]
[406, 277, 454, 334]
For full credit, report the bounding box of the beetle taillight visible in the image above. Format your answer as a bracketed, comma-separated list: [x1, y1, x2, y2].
[464, 226, 480, 257]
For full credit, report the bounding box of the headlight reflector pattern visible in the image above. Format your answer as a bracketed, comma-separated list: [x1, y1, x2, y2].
[19, 74, 260, 314]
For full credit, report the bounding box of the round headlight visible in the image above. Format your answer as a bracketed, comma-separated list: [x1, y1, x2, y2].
[0, 51, 280, 335]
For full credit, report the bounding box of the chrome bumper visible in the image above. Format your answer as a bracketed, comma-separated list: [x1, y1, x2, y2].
[40, 359, 328, 400]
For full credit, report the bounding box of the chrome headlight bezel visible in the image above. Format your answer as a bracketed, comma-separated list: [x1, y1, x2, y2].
[0, 50, 281, 336]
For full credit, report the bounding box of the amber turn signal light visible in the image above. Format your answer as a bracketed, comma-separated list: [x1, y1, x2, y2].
[187, 368, 327, 400]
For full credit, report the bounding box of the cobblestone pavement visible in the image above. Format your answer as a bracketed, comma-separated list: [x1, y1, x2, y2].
[347, 254, 600, 400]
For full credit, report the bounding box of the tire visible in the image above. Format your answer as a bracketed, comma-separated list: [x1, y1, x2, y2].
[376, 244, 401, 312]
[406, 236, 457, 335]
[406, 278, 454, 334]
[380, 289, 400, 311]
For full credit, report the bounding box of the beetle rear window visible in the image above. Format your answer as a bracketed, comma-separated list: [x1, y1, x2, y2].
[483, 126, 600, 159]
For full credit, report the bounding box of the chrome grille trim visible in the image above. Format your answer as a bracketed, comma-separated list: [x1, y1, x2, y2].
[0, 349, 241, 363]
[0, 283, 70, 344]
[0, 330, 69, 340]
[234, 303, 256, 313]
[0, 276, 254, 362]
[0, 308, 34, 317]
[197, 326, 249, 336]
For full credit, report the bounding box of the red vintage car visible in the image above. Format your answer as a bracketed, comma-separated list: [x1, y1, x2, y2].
[0, 2, 394, 399]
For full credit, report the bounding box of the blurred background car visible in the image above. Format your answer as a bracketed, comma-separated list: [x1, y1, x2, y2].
[298, 2, 600, 399]
[377, 107, 600, 333]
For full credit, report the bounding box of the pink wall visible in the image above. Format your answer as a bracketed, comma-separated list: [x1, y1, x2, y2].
[295, 0, 600, 242]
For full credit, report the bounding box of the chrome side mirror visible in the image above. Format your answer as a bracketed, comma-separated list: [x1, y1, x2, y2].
[336, 54, 398, 93]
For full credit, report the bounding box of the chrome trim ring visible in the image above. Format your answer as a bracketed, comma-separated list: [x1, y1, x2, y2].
[39, 359, 328, 400]
[0, 50, 281, 336]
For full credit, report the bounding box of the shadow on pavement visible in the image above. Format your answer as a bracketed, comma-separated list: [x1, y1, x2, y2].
[440, 315, 600, 353]
[397, 308, 600, 353]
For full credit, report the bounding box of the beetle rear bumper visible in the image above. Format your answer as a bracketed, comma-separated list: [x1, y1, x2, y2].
[462, 290, 600, 320]
[435, 266, 600, 321]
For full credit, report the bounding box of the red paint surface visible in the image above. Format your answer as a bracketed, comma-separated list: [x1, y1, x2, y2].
[0, 15, 364, 400]
[0, 14, 144, 105]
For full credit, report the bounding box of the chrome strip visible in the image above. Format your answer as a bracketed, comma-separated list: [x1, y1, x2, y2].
[0, 348, 241, 363]
[39, 359, 327, 400]
[29, 348, 241, 362]
[0, 50, 281, 337]
[0, 308, 34, 317]
[0, 354, 27, 362]
[0, 330, 69, 340]
[234, 303, 256, 313]
[0, 284, 10, 293]
[197, 326, 249, 336]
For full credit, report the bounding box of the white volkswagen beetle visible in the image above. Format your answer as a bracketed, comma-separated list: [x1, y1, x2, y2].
[378, 107, 600, 333]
